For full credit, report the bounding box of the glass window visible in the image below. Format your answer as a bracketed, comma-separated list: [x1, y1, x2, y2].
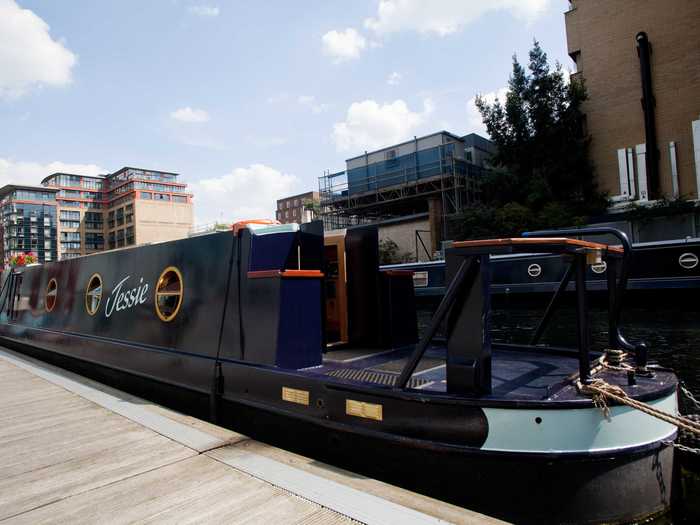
[60, 210, 80, 220]
[45, 278, 58, 312]
[155, 267, 183, 322]
[85, 274, 102, 315]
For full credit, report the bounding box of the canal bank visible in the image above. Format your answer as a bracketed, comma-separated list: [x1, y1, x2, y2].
[0, 346, 501, 525]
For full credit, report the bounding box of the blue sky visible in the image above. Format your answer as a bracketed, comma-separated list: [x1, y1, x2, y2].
[0, 0, 572, 224]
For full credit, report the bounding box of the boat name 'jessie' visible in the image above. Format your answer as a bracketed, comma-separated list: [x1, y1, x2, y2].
[104, 276, 149, 318]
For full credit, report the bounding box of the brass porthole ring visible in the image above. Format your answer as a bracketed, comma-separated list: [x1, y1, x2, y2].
[85, 273, 103, 316]
[45, 278, 58, 313]
[154, 266, 184, 322]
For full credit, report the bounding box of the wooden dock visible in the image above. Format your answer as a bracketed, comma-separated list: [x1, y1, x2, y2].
[0, 347, 504, 524]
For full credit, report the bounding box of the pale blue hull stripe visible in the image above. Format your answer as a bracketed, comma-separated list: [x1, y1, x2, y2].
[482, 392, 677, 453]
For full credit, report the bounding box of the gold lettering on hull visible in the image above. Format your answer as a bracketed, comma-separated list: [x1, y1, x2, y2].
[346, 399, 383, 421]
[282, 387, 310, 406]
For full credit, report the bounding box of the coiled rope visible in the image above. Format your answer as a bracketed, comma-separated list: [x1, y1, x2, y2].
[577, 378, 700, 436]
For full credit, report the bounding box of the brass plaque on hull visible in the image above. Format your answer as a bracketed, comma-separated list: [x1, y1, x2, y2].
[282, 387, 310, 406]
[346, 399, 383, 421]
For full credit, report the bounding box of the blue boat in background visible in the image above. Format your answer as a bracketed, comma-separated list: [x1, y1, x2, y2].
[384, 236, 700, 303]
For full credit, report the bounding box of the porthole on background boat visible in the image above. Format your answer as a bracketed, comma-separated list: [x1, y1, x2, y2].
[45, 278, 58, 312]
[527, 263, 542, 278]
[679, 252, 698, 270]
[155, 266, 183, 322]
[85, 273, 103, 316]
[591, 261, 607, 274]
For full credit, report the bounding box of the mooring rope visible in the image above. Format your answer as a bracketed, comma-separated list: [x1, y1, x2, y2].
[577, 378, 700, 436]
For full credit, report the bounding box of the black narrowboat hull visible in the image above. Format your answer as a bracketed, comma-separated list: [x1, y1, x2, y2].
[0, 228, 681, 524]
[0, 331, 676, 525]
[395, 237, 700, 304]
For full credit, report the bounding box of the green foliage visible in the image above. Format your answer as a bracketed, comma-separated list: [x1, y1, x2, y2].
[378, 238, 411, 264]
[617, 197, 698, 224]
[303, 199, 321, 218]
[456, 40, 608, 239]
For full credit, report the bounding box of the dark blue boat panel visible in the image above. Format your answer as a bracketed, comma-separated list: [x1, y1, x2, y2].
[248, 232, 298, 271]
[277, 278, 323, 369]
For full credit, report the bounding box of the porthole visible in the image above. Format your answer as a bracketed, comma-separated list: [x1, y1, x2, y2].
[85, 273, 103, 315]
[679, 252, 699, 270]
[527, 263, 542, 278]
[591, 261, 607, 274]
[45, 278, 58, 312]
[155, 266, 183, 322]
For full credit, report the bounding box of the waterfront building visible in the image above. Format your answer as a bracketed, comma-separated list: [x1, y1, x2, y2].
[40, 168, 193, 259]
[565, 0, 700, 202]
[319, 131, 494, 257]
[0, 185, 59, 264]
[276, 191, 320, 224]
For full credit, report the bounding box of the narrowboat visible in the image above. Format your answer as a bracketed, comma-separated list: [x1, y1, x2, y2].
[0, 222, 681, 524]
[393, 236, 700, 304]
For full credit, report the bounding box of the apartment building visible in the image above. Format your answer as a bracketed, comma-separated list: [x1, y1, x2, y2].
[0, 167, 194, 264]
[276, 191, 320, 224]
[565, 0, 700, 202]
[0, 185, 59, 264]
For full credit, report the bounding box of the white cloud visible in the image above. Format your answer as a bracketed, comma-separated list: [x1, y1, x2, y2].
[0, 0, 77, 99]
[0, 158, 106, 187]
[187, 5, 219, 17]
[189, 164, 298, 225]
[322, 28, 367, 63]
[247, 136, 288, 148]
[170, 107, 210, 123]
[297, 95, 330, 114]
[365, 0, 551, 36]
[332, 98, 434, 153]
[466, 87, 508, 137]
[387, 72, 402, 85]
[266, 92, 290, 104]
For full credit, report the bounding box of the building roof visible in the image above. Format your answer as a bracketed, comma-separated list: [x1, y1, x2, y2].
[41, 172, 106, 185]
[276, 190, 319, 204]
[0, 184, 59, 199]
[344, 130, 467, 163]
[110, 166, 180, 177]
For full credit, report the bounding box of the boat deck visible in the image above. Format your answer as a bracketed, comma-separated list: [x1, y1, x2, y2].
[0, 346, 504, 525]
[316, 344, 674, 403]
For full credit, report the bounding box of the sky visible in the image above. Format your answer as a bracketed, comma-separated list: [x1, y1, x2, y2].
[0, 0, 573, 225]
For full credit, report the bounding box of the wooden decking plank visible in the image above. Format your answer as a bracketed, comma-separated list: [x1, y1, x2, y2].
[0, 346, 501, 524]
[6, 455, 352, 525]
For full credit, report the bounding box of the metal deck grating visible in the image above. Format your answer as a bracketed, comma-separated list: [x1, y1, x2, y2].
[325, 368, 429, 388]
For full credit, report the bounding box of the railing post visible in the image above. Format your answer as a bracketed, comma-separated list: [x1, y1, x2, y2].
[606, 256, 619, 349]
[574, 252, 591, 384]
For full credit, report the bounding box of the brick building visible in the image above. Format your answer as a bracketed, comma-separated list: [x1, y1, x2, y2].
[565, 0, 700, 202]
[276, 191, 320, 224]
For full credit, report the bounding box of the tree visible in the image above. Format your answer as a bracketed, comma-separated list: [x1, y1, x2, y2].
[303, 199, 321, 220]
[466, 40, 607, 237]
[378, 238, 411, 264]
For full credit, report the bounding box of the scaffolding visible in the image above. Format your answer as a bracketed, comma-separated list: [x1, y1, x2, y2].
[318, 155, 485, 231]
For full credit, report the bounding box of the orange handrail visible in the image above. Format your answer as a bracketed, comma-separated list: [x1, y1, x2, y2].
[232, 219, 281, 235]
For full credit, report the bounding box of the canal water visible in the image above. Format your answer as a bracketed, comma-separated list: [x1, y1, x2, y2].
[418, 301, 700, 523]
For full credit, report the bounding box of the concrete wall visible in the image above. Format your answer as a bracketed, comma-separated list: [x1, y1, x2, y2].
[377, 215, 432, 262]
[134, 200, 193, 245]
[565, 0, 700, 199]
